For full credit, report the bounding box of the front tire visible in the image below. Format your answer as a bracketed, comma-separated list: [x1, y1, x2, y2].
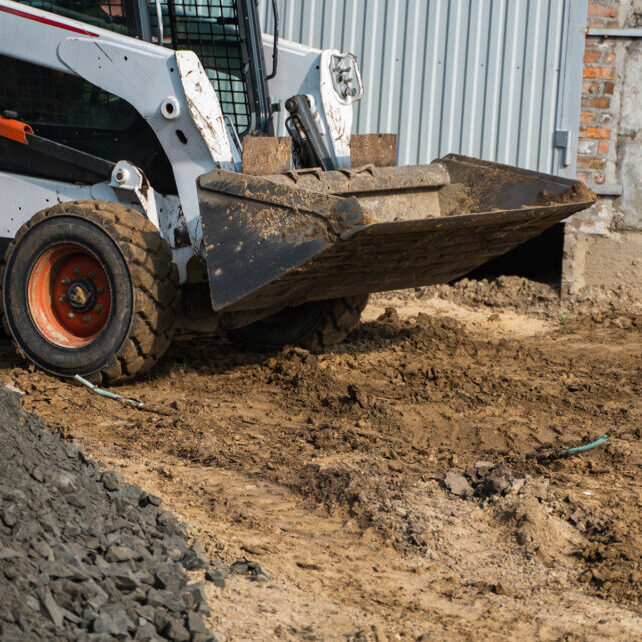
[1, 201, 180, 384]
[227, 295, 369, 351]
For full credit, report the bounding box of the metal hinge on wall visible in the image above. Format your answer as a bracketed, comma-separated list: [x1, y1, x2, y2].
[554, 130, 571, 167]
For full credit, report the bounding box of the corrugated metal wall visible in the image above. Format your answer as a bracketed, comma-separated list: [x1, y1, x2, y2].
[259, 0, 587, 176]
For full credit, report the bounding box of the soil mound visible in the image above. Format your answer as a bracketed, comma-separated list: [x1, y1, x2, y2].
[0, 384, 214, 641]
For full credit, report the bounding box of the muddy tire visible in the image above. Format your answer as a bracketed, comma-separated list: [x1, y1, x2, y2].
[1, 200, 180, 384]
[227, 295, 369, 351]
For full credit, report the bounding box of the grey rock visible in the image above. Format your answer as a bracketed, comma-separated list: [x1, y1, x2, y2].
[92, 605, 131, 638]
[186, 611, 206, 633]
[105, 545, 140, 563]
[101, 471, 122, 492]
[1, 504, 18, 527]
[181, 543, 208, 570]
[159, 618, 190, 642]
[183, 583, 210, 616]
[204, 568, 226, 589]
[444, 471, 473, 498]
[0, 546, 24, 560]
[40, 587, 64, 628]
[134, 622, 158, 641]
[52, 471, 77, 494]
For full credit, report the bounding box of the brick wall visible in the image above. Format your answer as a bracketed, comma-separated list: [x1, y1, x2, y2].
[577, 1, 620, 186]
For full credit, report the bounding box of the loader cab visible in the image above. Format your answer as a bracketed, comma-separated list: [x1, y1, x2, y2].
[0, 0, 271, 191]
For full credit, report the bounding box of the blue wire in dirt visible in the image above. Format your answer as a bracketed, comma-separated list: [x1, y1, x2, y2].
[558, 433, 609, 457]
[528, 433, 610, 461]
[74, 374, 144, 409]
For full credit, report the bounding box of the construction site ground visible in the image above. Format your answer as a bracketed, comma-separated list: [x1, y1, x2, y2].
[2, 276, 640, 641]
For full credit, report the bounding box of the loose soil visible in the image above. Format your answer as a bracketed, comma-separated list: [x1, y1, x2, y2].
[1, 276, 640, 640]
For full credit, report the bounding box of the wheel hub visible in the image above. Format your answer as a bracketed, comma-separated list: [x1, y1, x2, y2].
[28, 244, 112, 348]
[66, 277, 97, 311]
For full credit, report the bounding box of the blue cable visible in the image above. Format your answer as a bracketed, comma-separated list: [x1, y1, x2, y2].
[74, 374, 144, 409]
[528, 433, 610, 461]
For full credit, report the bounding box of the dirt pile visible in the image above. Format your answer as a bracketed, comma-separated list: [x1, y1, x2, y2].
[0, 384, 217, 641]
[376, 275, 642, 323]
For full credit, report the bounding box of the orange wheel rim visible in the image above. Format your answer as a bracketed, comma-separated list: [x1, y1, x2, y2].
[28, 244, 111, 348]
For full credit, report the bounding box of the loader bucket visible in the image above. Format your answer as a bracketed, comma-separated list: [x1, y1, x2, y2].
[197, 155, 595, 316]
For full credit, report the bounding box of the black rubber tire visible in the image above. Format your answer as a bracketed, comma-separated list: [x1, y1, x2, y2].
[1, 200, 180, 384]
[227, 295, 369, 351]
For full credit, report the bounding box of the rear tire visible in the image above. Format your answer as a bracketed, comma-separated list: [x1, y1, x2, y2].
[227, 295, 369, 351]
[1, 200, 180, 384]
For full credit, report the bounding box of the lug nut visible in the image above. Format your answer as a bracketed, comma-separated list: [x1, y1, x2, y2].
[58, 294, 68, 303]
[67, 311, 76, 319]
[97, 287, 104, 294]
[89, 271, 96, 279]
[73, 266, 81, 275]
[61, 277, 70, 285]
[82, 314, 91, 323]
[95, 304, 103, 313]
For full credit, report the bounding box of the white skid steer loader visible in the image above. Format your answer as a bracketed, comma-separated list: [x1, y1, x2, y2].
[0, 0, 594, 383]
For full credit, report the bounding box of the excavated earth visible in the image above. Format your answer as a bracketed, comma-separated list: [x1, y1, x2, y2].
[1, 276, 641, 640]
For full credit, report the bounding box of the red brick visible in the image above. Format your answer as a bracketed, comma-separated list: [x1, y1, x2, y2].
[580, 127, 610, 140]
[598, 142, 609, 154]
[606, 20, 619, 28]
[582, 80, 600, 95]
[580, 111, 595, 124]
[583, 96, 611, 109]
[584, 50, 601, 63]
[583, 66, 615, 79]
[604, 82, 614, 94]
[577, 156, 605, 170]
[588, 3, 618, 18]
[576, 171, 589, 183]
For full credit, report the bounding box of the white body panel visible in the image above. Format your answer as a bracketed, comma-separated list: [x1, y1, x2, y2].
[0, 0, 235, 257]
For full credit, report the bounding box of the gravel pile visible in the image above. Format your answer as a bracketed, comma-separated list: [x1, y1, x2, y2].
[0, 383, 216, 641]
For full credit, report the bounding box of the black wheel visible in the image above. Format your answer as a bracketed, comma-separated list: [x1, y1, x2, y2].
[227, 295, 369, 351]
[1, 200, 180, 384]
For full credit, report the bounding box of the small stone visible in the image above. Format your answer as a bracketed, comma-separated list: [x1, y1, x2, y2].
[101, 471, 122, 492]
[443, 471, 473, 498]
[473, 461, 495, 478]
[0, 547, 24, 560]
[92, 605, 131, 638]
[31, 539, 54, 560]
[181, 543, 209, 570]
[160, 618, 190, 642]
[186, 612, 206, 634]
[1, 505, 18, 528]
[105, 545, 140, 563]
[183, 583, 210, 616]
[29, 465, 45, 483]
[204, 568, 226, 589]
[518, 478, 549, 500]
[155, 567, 185, 593]
[40, 587, 64, 628]
[51, 471, 77, 494]
[229, 560, 249, 575]
[134, 622, 157, 641]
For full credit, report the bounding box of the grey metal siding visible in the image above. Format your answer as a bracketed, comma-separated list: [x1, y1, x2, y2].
[259, 0, 587, 177]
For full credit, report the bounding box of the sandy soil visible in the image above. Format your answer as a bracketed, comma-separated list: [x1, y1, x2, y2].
[1, 277, 640, 641]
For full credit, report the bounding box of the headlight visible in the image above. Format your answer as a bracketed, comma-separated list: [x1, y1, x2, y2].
[330, 53, 364, 104]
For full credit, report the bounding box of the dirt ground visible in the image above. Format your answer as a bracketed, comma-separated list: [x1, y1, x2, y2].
[1, 277, 641, 641]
